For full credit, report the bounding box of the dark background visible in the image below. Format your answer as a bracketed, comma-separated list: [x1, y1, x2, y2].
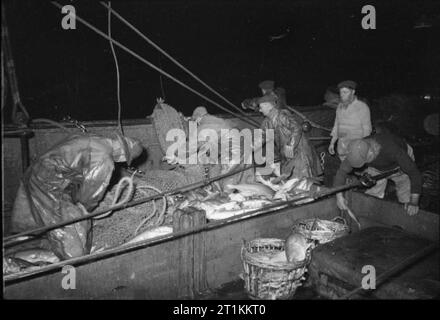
[2, 0, 440, 122]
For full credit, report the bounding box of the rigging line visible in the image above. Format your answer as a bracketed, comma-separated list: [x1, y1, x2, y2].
[1, 5, 30, 120]
[98, 2, 257, 125]
[50, 2, 259, 128]
[107, 2, 123, 135]
[158, 54, 166, 100]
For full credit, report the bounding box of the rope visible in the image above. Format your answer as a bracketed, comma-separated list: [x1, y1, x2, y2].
[49, 2, 259, 129]
[107, 2, 124, 135]
[1, 5, 30, 121]
[99, 2, 255, 125]
[133, 185, 166, 235]
[94, 173, 135, 220]
[30, 118, 70, 133]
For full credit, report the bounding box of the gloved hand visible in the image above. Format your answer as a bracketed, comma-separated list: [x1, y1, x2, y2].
[328, 142, 335, 155]
[336, 193, 348, 210]
[404, 194, 420, 216]
[404, 203, 419, 216]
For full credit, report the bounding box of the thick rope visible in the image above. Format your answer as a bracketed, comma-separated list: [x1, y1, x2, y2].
[107, 2, 124, 135]
[99, 2, 255, 124]
[50, 2, 259, 129]
[93, 174, 135, 220]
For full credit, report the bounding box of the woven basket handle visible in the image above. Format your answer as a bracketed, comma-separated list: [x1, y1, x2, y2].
[332, 216, 347, 225]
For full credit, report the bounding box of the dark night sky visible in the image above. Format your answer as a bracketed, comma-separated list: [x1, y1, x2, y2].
[3, 0, 440, 122]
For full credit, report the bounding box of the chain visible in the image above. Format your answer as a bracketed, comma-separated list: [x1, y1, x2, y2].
[62, 116, 88, 133]
[320, 151, 326, 170]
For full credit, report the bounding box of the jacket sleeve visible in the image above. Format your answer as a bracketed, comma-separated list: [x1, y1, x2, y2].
[76, 153, 115, 211]
[359, 103, 372, 137]
[331, 107, 339, 139]
[279, 111, 302, 149]
[394, 148, 422, 194]
[333, 159, 354, 187]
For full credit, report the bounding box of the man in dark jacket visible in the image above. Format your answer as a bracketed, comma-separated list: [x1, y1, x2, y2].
[334, 132, 422, 215]
[11, 132, 143, 259]
[256, 94, 322, 180]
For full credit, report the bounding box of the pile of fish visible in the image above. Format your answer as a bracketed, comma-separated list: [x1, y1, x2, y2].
[3, 249, 60, 276]
[174, 171, 321, 221]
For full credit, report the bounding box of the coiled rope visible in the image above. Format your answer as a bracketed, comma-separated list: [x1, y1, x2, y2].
[93, 173, 135, 220]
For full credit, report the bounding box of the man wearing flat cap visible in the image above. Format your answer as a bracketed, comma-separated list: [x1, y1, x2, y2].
[241, 80, 288, 110]
[256, 94, 322, 180]
[329, 80, 372, 160]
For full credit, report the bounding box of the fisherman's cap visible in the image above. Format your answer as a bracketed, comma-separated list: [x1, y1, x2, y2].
[257, 94, 278, 106]
[346, 139, 370, 168]
[258, 80, 275, 90]
[192, 106, 208, 120]
[337, 80, 357, 90]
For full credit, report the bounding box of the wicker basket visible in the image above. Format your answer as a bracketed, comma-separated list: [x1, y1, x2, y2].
[241, 238, 311, 300]
[292, 217, 349, 246]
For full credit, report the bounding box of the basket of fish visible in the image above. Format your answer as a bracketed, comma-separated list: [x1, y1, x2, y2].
[292, 217, 349, 246]
[240, 237, 311, 300]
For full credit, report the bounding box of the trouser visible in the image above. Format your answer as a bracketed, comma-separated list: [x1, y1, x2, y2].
[364, 144, 414, 203]
[364, 167, 411, 203]
[12, 182, 91, 259]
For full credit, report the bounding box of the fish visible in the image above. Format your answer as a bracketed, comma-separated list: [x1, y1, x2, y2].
[3, 257, 41, 275]
[285, 232, 312, 263]
[11, 249, 60, 264]
[226, 183, 275, 199]
[124, 226, 173, 245]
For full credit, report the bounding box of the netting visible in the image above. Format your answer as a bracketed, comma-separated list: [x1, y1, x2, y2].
[91, 169, 191, 249]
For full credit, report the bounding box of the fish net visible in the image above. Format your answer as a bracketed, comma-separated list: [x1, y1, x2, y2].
[92, 169, 197, 249]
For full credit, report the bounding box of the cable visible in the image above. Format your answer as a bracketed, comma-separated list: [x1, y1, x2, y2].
[107, 2, 124, 135]
[50, 2, 259, 128]
[99, 2, 256, 125]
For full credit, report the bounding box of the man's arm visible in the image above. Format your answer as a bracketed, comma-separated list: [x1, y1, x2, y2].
[280, 111, 301, 150]
[333, 159, 354, 210]
[394, 148, 422, 197]
[329, 108, 339, 154]
[77, 154, 115, 211]
[359, 103, 372, 137]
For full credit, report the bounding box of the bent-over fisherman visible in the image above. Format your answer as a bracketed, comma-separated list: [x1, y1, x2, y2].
[333, 131, 422, 216]
[11, 132, 143, 259]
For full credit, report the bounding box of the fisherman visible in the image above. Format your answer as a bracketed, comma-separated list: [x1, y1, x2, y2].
[167, 106, 247, 192]
[323, 86, 340, 109]
[256, 94, 322, 181]
[333, 132, 422, 216]
[11, 132, 143, 259]
[241, 80, 287, 110]
[329, 80, 372, 160]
